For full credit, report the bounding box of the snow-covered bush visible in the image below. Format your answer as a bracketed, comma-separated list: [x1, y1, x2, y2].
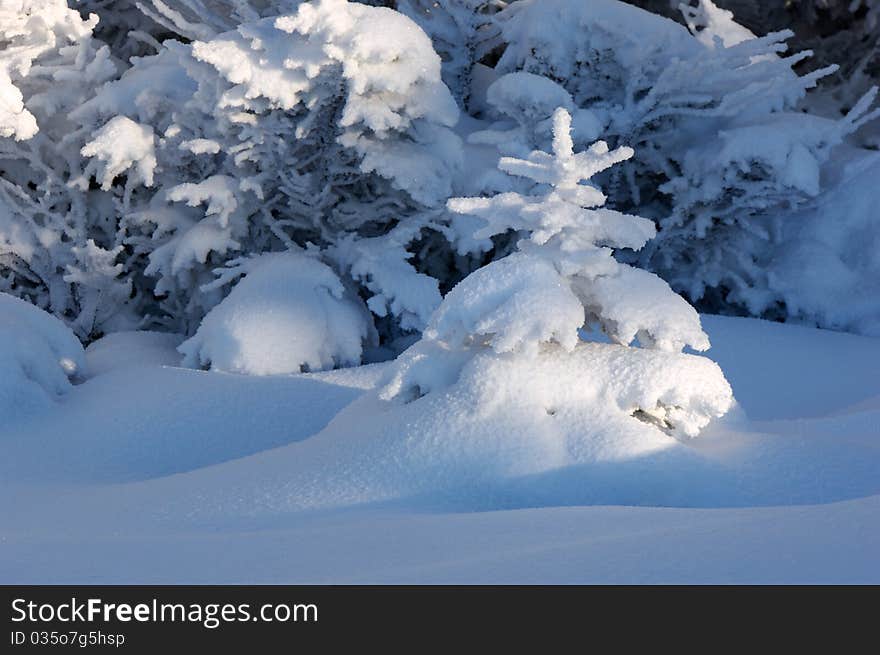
[765, 150, 880, 337]
[1, 0, 876, 359]
[179, 251, 374, 374]
[0, 291, 86, 415]
[71, 0, 461, 345]
[0, 0, 126, 339]
[385, 109, 732, 441]
[486, 0, 879, 323]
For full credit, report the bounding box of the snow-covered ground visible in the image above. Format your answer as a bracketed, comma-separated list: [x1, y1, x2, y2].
[1, 315, 877, 583]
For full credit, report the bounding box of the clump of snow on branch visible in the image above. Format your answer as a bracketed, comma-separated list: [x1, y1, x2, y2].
[78, 116, 157, 190]
[679, 0, 759, 48]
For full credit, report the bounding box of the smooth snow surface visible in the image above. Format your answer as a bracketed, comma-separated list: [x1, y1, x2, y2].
[1, 316, 878, 583]
[85, 331, 184, 378]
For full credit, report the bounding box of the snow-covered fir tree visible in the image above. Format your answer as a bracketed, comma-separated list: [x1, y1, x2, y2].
[69, 0, 462, 355]
[384, 108, 733, 440]
[1, 0, 879, 356]
[486, 0, 879, 323]
[0, 0, 127, 339]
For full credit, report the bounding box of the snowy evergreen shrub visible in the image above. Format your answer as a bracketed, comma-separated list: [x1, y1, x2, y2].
[179, 251, 374, 374]
[488, 0, 880, 322]
[765, 150, 880, 337]
[71, 0, 462, 346]
[0, 0, 127, 339]
[385, 109, 733, 440]
[2, 0, 878, 357]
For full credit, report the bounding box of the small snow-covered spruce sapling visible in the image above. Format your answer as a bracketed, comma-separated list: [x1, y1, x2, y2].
[383, 108, 733, 439]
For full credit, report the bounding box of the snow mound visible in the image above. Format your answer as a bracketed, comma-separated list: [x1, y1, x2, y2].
[251, 340, 733, 511]
[486, 72, 575, 124]
[5, 315, 877, 516]
[386, 340, 732, 440]
[0, 292, 85, 416]
[179, 252, 373, 375]
[425, 252, 585, 354]
[85, 331, 184, 378]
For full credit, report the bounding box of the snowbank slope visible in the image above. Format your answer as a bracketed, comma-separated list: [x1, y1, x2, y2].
[1, 315, 878, 582]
